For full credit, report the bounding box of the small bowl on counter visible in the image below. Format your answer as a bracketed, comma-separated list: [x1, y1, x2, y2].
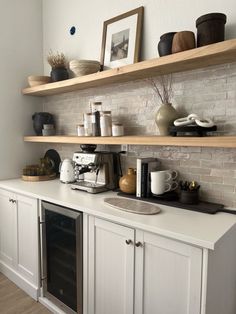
[28, 75, 51, 87]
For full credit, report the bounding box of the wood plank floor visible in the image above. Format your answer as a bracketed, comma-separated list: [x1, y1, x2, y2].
[0, 273, 51, 314]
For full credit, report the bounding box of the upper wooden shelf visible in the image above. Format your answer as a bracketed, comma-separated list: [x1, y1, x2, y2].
[22, 39, 236, 97]
[24, 135, 236, 148]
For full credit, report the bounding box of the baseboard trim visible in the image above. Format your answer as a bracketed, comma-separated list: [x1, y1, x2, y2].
[39, 297, 66, 314]
[0, 262, 39, 300]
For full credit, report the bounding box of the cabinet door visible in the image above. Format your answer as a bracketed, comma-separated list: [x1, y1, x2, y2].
[135, 230, 202, 314]
[88, 216, 135, 314]
[16, 194, 39, 286]
[0, 189, 17, 267]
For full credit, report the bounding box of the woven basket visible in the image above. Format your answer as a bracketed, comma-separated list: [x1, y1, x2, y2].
[69, 60, 100, 77]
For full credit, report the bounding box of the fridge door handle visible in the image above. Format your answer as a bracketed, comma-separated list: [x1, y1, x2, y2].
[38, 217, 47, 284]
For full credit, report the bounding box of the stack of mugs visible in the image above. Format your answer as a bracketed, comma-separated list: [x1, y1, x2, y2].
[150, 169, 178, 195]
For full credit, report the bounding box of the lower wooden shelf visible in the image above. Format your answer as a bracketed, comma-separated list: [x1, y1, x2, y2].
[24, 135, 236, 148]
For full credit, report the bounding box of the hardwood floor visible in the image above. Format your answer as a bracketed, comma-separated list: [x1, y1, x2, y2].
[0, 273, 51, 314]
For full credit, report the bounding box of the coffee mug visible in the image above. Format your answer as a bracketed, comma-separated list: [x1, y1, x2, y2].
[151, 170, 178, 182]
[150, 170, 178, 195]
[151, 179, 178, 195]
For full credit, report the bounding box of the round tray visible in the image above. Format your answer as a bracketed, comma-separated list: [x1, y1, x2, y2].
[22, 173, 56, 182]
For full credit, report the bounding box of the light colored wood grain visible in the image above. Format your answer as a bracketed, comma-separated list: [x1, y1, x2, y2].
[23, 135, 236, 148]
[22, 39, 236, 97]
[0, 273, 51, 314]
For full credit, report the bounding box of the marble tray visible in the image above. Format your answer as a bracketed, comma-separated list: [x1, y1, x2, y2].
[103, 197, 161, 215]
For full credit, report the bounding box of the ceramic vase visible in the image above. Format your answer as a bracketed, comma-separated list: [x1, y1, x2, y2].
[50, 67, 69, 82]
[155, 103, 179, 136]
[172, 31, 196, 54]
[32, 112, 54, 135]
[119, 168, 136, 194]
[157, 32, 176, 57]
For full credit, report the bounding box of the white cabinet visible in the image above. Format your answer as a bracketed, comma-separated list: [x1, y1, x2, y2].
[0, 189, 17, 268]
[0, 188, 39, 299]
[87, 216, 202, 314]
[134, 230, 202, 314]
[88, 216, 135, 314]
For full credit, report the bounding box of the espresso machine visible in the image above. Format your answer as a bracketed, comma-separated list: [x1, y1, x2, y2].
[71, 150, 118, 193]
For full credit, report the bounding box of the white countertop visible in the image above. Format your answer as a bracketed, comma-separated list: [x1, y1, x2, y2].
[0, 178, 236, 250]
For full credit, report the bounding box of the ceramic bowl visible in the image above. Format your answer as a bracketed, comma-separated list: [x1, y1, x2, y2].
[28, 75, 51, 87]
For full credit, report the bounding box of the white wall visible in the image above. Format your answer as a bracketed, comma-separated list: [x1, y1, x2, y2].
[43, 0, 236, 73]
[0, 0, 44, 179]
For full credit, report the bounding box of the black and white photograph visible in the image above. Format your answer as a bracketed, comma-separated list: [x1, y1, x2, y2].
[110, 28, 130, 61]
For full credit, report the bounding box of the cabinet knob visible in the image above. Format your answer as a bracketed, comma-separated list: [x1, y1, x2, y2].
[9, 198, 16, 204]
[135, 241, 143, 247]
[125, 239, 133, 245]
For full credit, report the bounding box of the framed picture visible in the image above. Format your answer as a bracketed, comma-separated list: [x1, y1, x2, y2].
[100, 6, 144, 69]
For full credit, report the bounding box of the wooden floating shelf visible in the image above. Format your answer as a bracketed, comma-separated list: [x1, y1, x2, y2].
[22, 39, 236, 97]
[24, 135, 236, 148]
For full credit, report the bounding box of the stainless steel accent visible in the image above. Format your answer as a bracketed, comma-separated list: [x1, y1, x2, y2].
[125, 239, 133, 245]
[41, 201, 83, 314]
[135, 241, 143, 247]
[71, 151, 118, 193]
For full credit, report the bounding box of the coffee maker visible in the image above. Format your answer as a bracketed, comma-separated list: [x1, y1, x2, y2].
[71, 150, 118, 193]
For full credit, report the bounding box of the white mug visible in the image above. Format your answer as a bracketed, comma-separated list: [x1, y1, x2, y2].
[150, 170, 178, 195]
[151, 170, 178, 182]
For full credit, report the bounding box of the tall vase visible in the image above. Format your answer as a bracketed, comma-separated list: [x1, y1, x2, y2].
[155, 103, 179, 136]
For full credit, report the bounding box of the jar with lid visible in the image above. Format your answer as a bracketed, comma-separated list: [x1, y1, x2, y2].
[77, 124, 85, 136]
[83, 113, 93, 136]
[112, 123, 124, 136]
[100, 111, 112, 136]
[91, 101, 102, 113]
[90, 101, 102, 136]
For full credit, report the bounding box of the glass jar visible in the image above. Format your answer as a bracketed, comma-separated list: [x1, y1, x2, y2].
[91, 101, 102, 113]
[100, 111, 112, 136]
[91, 102, 102, 136]
[83, 113, 93, 136]
[112, 123, 124, 136]
[77, 124, 85, 136]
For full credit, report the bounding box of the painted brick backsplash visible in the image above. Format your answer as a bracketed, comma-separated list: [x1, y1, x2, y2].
[43, 62, 236, 208]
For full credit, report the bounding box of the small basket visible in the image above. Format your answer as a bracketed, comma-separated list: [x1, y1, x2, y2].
[69, 60, 100, 77]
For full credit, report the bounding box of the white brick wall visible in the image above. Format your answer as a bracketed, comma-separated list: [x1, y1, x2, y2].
[43, 62, 236, 208]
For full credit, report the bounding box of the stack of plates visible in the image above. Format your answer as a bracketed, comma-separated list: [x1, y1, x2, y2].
[69, 60, 100, 77]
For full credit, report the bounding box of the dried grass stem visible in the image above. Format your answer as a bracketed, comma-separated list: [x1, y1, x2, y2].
[148, 75, 173, 104]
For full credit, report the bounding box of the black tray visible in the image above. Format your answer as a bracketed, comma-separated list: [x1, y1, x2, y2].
[169, 125, 217, 137]
[117, 192, 236, 215]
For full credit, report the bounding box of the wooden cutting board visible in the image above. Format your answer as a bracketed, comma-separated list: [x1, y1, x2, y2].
[22, 173, 57, 182]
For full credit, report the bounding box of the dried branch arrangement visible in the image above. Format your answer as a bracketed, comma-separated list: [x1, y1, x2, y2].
[47, 51, 67, 69]
[148, 75, 173, 104]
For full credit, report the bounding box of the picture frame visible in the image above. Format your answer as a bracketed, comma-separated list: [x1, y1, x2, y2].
[100, 6, 144, 69]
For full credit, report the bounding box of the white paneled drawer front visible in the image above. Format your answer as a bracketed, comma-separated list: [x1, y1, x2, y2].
[135, 230, 202, 314]
[88, 216, 135, 314]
